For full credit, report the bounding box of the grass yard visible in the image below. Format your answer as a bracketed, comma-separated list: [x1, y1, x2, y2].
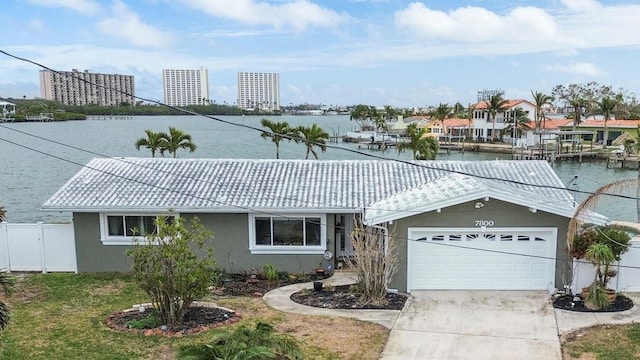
[563, 323, 640, 360]
[0, 273, 388, 360]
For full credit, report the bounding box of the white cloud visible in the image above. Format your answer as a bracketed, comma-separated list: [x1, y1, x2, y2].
[183, 0, 350, 31]
[27, 0, 101, 15]
[394, 1, 640, 56]
[29, 19, 45, 31]
[543, 62, 605, 77]
[96, 1, 176, 49]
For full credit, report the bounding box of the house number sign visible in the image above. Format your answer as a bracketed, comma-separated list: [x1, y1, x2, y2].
[474, 220, 494, 227]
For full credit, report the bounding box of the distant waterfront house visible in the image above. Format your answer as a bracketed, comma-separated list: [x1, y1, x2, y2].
[472, 99, 537, 141]
[401, 116, 445, 137]
[42, 158, 605, 292]
[559, 119, 640, 145]
[0, 101, 16, 120]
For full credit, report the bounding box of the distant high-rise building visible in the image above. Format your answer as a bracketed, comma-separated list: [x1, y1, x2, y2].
[237, 72, 280, 111]
[162, 67, 209, 106]
[39, 69, 135, 106]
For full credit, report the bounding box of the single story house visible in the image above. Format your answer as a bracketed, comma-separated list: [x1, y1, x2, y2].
[42, 158, 605, 293]
[559, 119, 640, 145]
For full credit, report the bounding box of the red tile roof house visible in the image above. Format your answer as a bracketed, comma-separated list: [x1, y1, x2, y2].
[42, 158, 606, 292]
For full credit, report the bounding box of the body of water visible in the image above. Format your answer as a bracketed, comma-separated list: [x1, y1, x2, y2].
[0, 115, 638, 223]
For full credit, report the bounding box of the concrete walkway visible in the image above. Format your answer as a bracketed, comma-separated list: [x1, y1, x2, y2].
[264, 277, 640, 358]
[263, 272, 401, 329]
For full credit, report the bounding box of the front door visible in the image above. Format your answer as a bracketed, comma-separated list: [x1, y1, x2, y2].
[335, 215, 355, 259]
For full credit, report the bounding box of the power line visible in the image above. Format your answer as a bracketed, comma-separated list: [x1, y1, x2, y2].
[1, 48, 639, 202]
[3, 49, 640, 272]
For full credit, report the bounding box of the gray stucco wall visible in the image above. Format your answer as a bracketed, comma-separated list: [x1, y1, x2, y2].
[73, 212, 331, 274]
[388, 199, 571, 292]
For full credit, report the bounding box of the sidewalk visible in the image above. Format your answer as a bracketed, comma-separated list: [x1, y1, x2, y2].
[555, 293, 640, 339]
[262, 272, 401, 329]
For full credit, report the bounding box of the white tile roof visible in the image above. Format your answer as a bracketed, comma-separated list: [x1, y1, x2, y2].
[42, 158, 581, 222]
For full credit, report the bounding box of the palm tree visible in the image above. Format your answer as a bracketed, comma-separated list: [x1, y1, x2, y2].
[350, 104, 380, 131]
[159, 126, 197, 158]
[502, 107, 531, 139]
[569, 97, 586, 131]
[432, 103, 452, 121]
[0, 272, 16, 331]
[296, 124, 329, 159]
[397, 123, 439, 160]
[531, 91, 554, 130]
[466, 103, 476, 140]
[0, 206, 6, 222]
[179, 322, 303, 360]
[260, 119, 297, 159]
[135, 129, 166, 157]
[598, 97, 618, 148]
[485, 94, 510, 142]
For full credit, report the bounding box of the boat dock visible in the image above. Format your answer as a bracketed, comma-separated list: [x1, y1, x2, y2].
[606, 153, 640, 169]
[87, 115, 134, 120]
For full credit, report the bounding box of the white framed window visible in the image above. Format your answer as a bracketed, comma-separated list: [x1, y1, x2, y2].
[249, 214, 326, 254]
[99, 213, 177, 245]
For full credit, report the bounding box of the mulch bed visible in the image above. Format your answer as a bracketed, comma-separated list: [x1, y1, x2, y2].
[290, 284, 408, 310]
[219, 279, 295, 297]
[553, 294, 634, 312]
[105, 305, 239, 336]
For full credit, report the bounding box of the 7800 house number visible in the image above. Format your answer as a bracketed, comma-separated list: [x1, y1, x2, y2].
[474, 220, 494, 227]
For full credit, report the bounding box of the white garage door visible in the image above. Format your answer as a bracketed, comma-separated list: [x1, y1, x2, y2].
[407, 228, 557, 291]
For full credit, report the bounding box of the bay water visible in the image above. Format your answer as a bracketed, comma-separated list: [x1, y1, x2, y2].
[0, 115, 637, 223]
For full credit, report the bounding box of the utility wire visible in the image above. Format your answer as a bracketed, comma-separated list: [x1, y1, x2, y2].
[1, 48, 639, 202]
[3, 49, 640, 271]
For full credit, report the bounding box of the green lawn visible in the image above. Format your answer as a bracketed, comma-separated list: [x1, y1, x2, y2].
[563, 323, 640, 360]
[0, 273, 387, 360]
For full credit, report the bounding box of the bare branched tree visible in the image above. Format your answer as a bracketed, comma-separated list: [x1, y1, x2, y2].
[345, 217, 399, 307]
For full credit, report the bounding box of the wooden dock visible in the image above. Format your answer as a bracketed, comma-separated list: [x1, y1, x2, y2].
[358, 140, 398, 150]
[607, 153, 640, 169]
[25, 113, 54, 122]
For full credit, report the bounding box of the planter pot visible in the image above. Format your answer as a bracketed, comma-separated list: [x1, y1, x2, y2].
[315, 268, 325, 279]
[287, 274, 299, 283]
[313, 281, 323, 292]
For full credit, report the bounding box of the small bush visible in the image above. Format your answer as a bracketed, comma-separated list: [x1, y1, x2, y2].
[263, 264, 279, 281]
[125, 309, 161, 329]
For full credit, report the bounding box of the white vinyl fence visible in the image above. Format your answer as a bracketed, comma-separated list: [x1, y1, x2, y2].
[572, 239, 640, 293]
[0, 222, 77, 273]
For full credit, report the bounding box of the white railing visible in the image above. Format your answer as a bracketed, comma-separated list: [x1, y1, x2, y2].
[0, 222, 77, 273]
[571, 239, 640, 293]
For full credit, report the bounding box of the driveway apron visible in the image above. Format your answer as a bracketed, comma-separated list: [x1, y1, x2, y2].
[380, 291, 561, 360]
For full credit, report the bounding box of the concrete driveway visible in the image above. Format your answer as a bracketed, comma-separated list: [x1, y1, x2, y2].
[380, 291, 561, 360]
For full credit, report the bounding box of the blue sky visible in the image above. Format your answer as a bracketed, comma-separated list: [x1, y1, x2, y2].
[1, 0, 639, 107]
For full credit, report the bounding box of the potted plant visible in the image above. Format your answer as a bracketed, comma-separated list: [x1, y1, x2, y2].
[583, 243, 616, 309]
[571, 226, 631, 307]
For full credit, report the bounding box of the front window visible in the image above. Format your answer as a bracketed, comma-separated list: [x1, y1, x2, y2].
[101, 214, 176, 245]
[250, 215, 325, 254]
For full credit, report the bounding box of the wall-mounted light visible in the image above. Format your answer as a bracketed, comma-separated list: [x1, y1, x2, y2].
[528, 207, 537, 213]
[474, 201, 485, 209]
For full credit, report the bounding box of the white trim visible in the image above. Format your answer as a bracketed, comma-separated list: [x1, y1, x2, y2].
[99, 212, 178, 245]
[406, 227, 558, 292]
[248, 213, 326, 255]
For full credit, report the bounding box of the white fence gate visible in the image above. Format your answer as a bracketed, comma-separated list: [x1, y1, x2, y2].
[0, 222, 77, 273]
[572, 239, 640, 293]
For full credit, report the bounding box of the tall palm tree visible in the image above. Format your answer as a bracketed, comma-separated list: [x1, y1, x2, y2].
[432, 103, 452, 121]
[350, 104, 376, 131]
[531, 91, 554, 130]
[502, 107, 531, 139]
[260, 119, 296, 159]
[135, 129, 166, 157]
[397, 123, 439, 160]
[159, 126, 197, 158]
[466, 103, 476, 140]
[485, 94, 510, 141]
[569, 97, 585, 131]
[296, 124, 329, 159]
[598, 97, 618, 148]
